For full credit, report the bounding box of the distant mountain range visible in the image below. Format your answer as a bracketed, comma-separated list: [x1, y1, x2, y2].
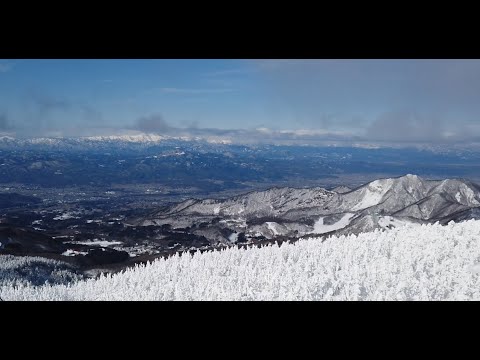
[134, 174, 480, 243]
[0, 133, 231, 149]
[4, 131, 480, 153]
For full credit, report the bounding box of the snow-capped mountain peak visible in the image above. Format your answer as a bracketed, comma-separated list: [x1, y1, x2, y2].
[82, 133, 169, 143]
[350, 178, 395, 211]
[0, 132, 233, 148]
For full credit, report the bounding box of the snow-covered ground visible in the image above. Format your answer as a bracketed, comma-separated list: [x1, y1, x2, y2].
[53, 212, 81, 221]
[351, 178, 394, 211]
[69, 240, 123, 247]
[313, 213, 355, 234]
[266, 222, 282, 236]
[3, 220, 480, 300]
[377, 215, 412, 229]
[62, 249, 89, 257]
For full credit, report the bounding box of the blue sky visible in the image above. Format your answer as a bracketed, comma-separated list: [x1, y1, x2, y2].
[0, 59, 268, 132]
[1, 59, 480, 145]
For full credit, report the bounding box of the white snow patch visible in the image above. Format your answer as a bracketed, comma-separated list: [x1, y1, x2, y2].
[463, 186, 480, 205]
[266, 222, 281, 236]
[377, 216, 412, 229]
[228, 233, 238, 242]
[206, 138, 232, 145]
[53, 213, 80, 221]
[85, 134, 167, 143]
[468, 263, 480, 274]
[351, 179, 394, 211]
[72, 240, 122, 247]
[62, 249, 88, 257]
[313, 213, 355, 234]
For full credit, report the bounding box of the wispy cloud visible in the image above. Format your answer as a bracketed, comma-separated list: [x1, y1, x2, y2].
[0, 62, 13, 73]
[253, 59, 303, 71]
[7, 91, 105, 137]
[123, 111, 480, 148]
[126, 114, 359, 145]
[160, 87, 234, 94]
[28, 91, 71, 115]
[252, 59, 480, 141]
[204, 68, 254, 77]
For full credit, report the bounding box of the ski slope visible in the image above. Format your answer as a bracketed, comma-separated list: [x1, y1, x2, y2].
[2, 220, 480, 300]
[313, 213, 355, 234]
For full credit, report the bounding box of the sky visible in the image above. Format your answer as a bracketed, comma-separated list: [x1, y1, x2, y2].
[1, 59, 480, 146]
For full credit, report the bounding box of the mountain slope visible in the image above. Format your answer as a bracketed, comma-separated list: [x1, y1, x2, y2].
[135, 174, 480, 243]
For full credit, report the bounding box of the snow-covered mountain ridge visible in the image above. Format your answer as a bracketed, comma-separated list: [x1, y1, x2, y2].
[3, 219, 480, 300]
[0, 133, 179, 146]
[137, 174, 480, 242]
[0, 133, 233, 147]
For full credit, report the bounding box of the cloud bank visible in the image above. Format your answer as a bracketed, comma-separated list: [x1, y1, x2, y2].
[253, 59, 480, 144]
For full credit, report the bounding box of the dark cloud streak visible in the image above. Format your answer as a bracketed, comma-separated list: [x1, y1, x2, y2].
[133, 114, 172, 133]
[29, 91, 71, 116]
[8, 91, 104, 137]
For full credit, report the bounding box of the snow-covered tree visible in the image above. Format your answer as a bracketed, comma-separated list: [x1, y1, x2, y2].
[2, 220, 480, 301]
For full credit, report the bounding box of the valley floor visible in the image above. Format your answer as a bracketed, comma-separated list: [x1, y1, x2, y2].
[2, 220, 480, 301]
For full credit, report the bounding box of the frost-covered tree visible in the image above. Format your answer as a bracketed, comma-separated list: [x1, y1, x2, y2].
[2, 220, 480, 300]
